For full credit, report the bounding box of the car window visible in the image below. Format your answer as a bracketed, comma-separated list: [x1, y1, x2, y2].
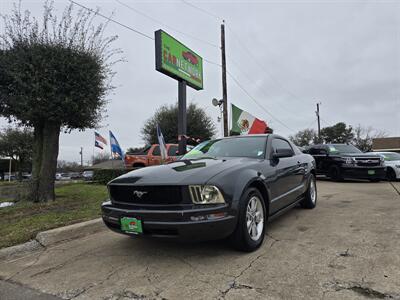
[381, 152, 400, 161]
[168, 145, 179, 156]
[328, 144, 362, 154]
[309, 147, 327, 155]
[182, 137, 267, 159]
[152, 146, 160, 156]
[271, 139, 293, 155]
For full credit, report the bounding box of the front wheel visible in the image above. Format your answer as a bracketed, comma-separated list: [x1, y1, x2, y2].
[230, 188, 266, 252]
[300, 174, 317, 209]
[328, 165, 342, 181]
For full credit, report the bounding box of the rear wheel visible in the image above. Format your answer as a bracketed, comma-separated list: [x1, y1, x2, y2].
[230, 188, 266, 252]
[387, 168, 397, 181]
[328, 165, 342, 181]
[301, 174, 317, 209]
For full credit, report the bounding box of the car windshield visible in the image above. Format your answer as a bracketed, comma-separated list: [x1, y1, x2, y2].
[381, 152, 400, 161]
[327, 144, 362, 154]
[182, 137, 267, 159]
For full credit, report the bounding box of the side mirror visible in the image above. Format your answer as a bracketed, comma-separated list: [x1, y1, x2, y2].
[273, 148, 294, 159]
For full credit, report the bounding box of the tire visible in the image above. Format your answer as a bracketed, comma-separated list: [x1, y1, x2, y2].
[328, 165, 342, 181]
[387, 168, 397, 181]
[230, 188, 266, 252]
[300, 174, 317, 209]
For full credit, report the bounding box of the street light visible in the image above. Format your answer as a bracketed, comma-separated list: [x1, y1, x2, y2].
[212, 98, 224, 137]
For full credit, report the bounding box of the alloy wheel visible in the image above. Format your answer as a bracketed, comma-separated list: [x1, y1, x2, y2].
[246, 196, 264, 241]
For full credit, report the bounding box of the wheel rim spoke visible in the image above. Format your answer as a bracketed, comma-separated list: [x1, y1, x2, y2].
[246, 196, 264, 241]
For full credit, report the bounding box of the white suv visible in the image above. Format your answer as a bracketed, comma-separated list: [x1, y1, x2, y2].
[370, 152, 400, 181]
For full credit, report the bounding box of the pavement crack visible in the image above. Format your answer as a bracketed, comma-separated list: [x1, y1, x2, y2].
[389, 182, 400, 197]
[324, 280, 399, 299]
[219, 251, 266, 299]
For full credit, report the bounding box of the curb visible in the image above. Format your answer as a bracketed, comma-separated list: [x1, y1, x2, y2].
[0, 218, 105, 260]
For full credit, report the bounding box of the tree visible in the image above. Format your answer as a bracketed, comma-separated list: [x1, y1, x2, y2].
[289, 128, 318, 147]
[352, 124, 387, 152]
[320, 122, 354, 144]
[0, 2, 119, 201]
[126, 146, 145, 154]
[141, 103, 216, 145]
[0, 127, 33, 180]
[57, 160, 82, 173]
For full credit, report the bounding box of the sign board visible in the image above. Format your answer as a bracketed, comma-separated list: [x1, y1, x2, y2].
[155, 30, 203, 90]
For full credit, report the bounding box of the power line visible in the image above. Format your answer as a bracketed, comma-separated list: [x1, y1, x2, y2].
[116, 0, 219, 49]
[68, 0, 154, 40]
[226, 70, 296, 133]
[181, 0, 222, 22]
[225, 24, 309, 104]
[226, 54, 309, 120]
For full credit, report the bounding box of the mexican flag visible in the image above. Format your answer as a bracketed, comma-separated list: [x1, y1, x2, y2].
[231, 104, 267, 135]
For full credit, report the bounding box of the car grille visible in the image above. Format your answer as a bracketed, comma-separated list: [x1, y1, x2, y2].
[354, 157, 381, 167]
[109, 185, 187, 205]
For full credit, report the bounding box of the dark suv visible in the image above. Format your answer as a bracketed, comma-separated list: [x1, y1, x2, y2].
[306, 144, 386, 181]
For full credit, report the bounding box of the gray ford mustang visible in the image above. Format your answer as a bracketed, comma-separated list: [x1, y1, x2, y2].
[102, 134, 317, 251]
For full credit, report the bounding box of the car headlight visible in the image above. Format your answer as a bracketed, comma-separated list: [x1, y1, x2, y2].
[189, 185, 225, 204]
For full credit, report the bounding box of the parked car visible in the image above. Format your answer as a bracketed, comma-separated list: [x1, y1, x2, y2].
[59, 173, 71, 181]
[306, 144, 386, 181]
[82, 170, 94, 181]
[124, 144, 190, 168]
[368, 152, 400, 181]
[102, 134, 317, 252]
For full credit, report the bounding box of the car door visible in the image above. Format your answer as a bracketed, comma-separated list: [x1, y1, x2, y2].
[149, 145, 162, 165]
[269, 138, 299, 211]
[309, 146, 328, 174]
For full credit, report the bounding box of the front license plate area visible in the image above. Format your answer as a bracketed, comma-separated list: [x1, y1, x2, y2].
[121, 217, 143, 234]
[368, 170, 375, 175]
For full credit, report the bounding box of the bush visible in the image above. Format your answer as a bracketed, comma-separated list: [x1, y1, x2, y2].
[93, 169, 128, 185]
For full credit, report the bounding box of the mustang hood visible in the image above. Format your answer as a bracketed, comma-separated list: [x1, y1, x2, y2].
[110, 158, 257, 186]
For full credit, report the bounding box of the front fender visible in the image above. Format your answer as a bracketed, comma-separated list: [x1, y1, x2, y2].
[207, 168, 271, 216]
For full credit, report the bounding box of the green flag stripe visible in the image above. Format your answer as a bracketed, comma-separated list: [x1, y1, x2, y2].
[231, 104, 243, 133]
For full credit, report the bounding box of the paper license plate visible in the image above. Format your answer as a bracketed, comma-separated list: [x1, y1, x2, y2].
[120, 217, 143, 234]
[368, 170, 375, 175]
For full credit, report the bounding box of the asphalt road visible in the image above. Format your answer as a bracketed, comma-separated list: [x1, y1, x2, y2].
[1, 180, 399, 300]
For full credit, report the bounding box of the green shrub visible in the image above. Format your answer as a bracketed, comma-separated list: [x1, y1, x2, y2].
[93, 169, 128, 185]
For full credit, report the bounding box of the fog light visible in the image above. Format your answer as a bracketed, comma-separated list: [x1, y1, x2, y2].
[190, 215, 207, 221]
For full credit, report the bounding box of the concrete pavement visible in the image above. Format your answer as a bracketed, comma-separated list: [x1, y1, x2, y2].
[1, 181, 399, 299]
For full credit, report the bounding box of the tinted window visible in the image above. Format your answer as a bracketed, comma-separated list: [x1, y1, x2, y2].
[309, 147, 327, 155]
[381, 152, 400, 161]
[328, 144, 362, 154]
[272, 139, 293, 154]
[168, 145, 179, 156]
[182, 137, 267, 159]
[152, 146, 160, 156]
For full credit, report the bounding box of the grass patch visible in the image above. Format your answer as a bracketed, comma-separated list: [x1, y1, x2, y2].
[0, 182, 108, 249]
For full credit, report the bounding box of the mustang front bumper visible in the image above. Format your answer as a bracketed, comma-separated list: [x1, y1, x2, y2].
[101, 201, 237, 242]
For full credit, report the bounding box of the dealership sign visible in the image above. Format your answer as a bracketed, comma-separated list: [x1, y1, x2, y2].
[155, 30, 203, 90]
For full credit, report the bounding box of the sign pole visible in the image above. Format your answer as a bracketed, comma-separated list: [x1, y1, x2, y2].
[221, 21, 228, 137]
[178, 80, 187, 155]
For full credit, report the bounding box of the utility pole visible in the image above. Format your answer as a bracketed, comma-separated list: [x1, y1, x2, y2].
[79, 147, 83, 167]
[316, 103, 321, 142]
[221, 21, 228, 137]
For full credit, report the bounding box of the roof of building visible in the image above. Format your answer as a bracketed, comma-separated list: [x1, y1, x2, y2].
[372, 137, 400, 151]
[86, 160, 124, 170]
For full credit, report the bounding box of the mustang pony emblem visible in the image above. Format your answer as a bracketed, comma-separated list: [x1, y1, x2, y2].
[133, 190, 147, 198]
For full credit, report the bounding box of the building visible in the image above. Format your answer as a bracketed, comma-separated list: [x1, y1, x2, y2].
[372, 137, 400, 153]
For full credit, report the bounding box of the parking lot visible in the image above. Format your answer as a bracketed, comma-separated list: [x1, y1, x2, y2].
[1, 180, 399, 300]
